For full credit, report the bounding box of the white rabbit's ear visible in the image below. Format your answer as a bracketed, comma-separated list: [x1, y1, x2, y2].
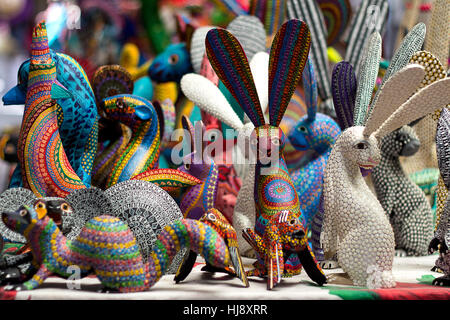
[180, 73, 243, 131]
[369, 23, 426, 112]
[364, 64, 426, 137]
[353, 32, 381, 126]
[373, 77, 450, 138]
[250, 51, 269, 117]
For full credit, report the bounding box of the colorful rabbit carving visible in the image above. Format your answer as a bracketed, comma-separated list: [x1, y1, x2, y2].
[180, 50, 270, 256]
[178, 116, 219, 220]
[321, 30, 450, 288]
[288, 58, 341, 231]
[206, 19, 326, 280]
[243, 209, 326, 289]
[16, 22, 87, 198]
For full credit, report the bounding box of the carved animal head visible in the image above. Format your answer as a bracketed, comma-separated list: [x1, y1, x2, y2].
[101, 94, 158, 128]
[268, 210, 308, 252]
[2, 205, 50, 236]
[288, 58, 341, 153]
[379, 125, 420, 158]
[331, 31, 450, 177]
[148, 43, 193, 83]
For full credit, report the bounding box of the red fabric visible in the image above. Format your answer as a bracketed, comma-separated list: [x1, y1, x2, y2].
[0, 288, 17, 300]
[373, 282, 450, 300]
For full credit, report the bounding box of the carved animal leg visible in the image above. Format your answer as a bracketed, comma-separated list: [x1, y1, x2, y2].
[4, 264, 51, 291]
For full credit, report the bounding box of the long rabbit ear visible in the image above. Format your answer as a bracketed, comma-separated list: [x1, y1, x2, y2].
[287, 0, 332, 105]
[249, 0, 287, 43]
[181, 74, 243, 130]
[344, 0, 389, 75]
[331, 61, 357, 130]
[369, 23, 426, 116]
[373, 77, 450, 138]
[206, 28, 265, 127]
[353, 32, 381, 126]
[303, 57, 317, 122]
[364, 64, 426, 136]
[268, 19, 311, 127]
[227, 15, 266, 62]
[250, 51, 270, 116]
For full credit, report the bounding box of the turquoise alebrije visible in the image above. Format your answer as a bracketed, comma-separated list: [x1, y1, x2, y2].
[18, 21, 86, 198]
[9, 50, 98, 189]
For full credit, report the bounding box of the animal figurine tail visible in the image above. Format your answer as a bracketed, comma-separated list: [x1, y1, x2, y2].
[2, 205, 231, 293]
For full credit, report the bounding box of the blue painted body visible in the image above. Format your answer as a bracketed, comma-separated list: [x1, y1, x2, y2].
[2, 50, 98, 188]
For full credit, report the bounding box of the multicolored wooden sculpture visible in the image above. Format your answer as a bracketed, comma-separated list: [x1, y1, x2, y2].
[1, 205, 231, 292]
[180, 50, 269, 256]
[288, 58, 341, 231]
[243, 210, 326, 289]
[3, 36, 98, 189]
[206, 19, 325, 282]
[17, 22, 86, 198]
[174, 208, 248, 287]
[0, 197, 72, 286]
[100, 94, 161, 187]
[178, 116, 219, 220]
[131, 168, 201, 192]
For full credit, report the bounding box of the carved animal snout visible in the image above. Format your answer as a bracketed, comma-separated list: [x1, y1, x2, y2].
[400, 139, 420, 156]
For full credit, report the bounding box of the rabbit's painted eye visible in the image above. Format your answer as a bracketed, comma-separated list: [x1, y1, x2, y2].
[61, 203, 71, 212]
[169, 54, 179, 65]
[298, 126, 307, 133]
[19, 209, 27, 217]
[355, 142, 368, 150]
[184, 163, 191, 170]
[207, 213, 216, 222]
[288, 219, 297, 226]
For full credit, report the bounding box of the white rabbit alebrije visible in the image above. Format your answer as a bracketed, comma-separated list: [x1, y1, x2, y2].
[321, 31, 450, 288]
